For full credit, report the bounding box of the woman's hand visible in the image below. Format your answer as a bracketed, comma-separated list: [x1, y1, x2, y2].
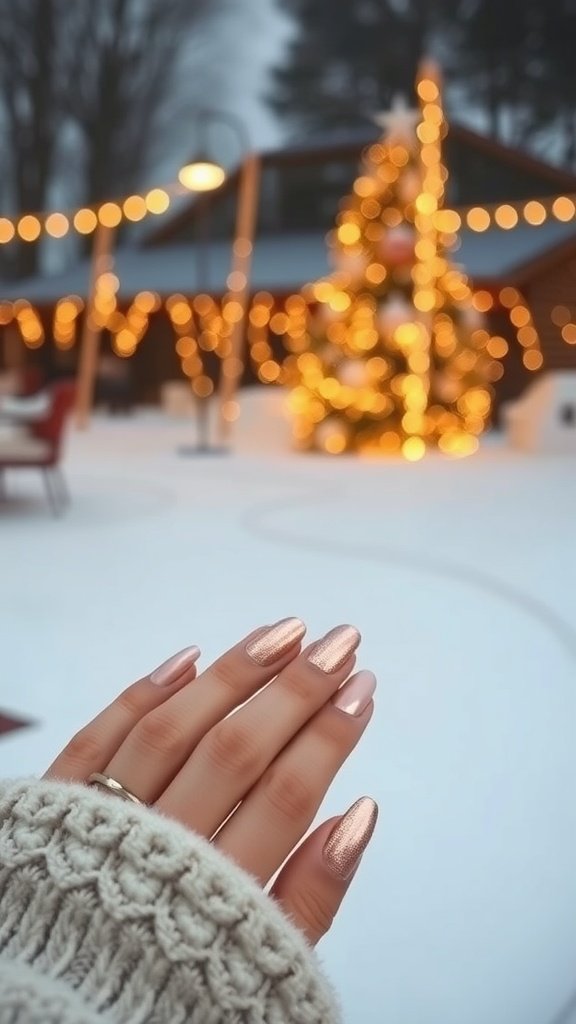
[45, 618, 377, 945]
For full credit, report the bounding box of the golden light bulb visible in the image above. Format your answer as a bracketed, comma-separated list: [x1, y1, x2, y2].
[179, 162, 225, 192]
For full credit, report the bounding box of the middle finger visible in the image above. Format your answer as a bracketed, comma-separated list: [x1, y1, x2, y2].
[105, 616, 306, 802]
[155, 624, 361, 833]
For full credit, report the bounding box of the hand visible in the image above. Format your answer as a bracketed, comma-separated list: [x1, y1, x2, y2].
[45, 618, 377, 945]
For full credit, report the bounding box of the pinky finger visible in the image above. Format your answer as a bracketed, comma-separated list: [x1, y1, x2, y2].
[44, 645, 201, 782]
[270, 796, 378, 947]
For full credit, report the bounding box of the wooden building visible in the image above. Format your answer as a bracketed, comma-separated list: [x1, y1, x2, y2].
[3, 122, 576, 413]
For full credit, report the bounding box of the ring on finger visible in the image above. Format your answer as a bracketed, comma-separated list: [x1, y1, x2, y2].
[87, 771, 144, 805]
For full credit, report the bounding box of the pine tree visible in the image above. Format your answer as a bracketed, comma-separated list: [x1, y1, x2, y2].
[289, 65, 496, 460]
[270, 0, 444, 136]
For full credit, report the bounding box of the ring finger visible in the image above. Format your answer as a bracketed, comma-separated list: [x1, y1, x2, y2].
[215, 669, 376, 882]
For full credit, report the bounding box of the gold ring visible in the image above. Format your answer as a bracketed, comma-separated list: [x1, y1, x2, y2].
[87, 772, 143, 805]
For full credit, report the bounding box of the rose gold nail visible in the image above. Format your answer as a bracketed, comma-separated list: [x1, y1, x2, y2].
[323, 796, 378, 880]
[150, 645, 201, 686]
[332, 670, 376, 716]
[307, 624, 360, 674]
[245, 617, 306, 666]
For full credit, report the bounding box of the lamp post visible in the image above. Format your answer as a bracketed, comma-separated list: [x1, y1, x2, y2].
[176, 108, 258, 456]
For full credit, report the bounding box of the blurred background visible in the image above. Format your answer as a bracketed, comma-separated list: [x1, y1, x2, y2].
[1, 3, 576, 1023]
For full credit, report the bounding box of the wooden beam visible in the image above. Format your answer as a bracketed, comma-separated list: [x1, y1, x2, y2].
[3, 322, 24, 371]
[75, 224, 115, 429]
[216, 153, 261, 445]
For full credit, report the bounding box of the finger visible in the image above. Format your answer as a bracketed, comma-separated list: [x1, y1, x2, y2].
[105, 617, 306, 803]
[214, 669, 375, 879]
[44, 645, 201, 781]
[156, 625, 361, 833]
[271, 796, 378, 946]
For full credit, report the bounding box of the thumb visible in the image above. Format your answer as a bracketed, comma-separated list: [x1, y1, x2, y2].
[270, 796, 378, 946]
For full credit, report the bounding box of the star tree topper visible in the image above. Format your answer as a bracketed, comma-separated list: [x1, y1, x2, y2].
[373, 95, 420, 145]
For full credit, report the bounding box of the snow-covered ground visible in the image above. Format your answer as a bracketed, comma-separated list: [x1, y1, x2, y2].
[1, 407, 575, 1024]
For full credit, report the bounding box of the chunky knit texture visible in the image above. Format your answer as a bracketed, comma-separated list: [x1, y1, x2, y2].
[0, 779, 340, 1023]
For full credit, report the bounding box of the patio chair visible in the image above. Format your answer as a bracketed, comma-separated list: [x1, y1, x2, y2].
[0, 381, 76, 515]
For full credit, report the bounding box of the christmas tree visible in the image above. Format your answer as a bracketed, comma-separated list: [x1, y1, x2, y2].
[289, 63, 495, 460]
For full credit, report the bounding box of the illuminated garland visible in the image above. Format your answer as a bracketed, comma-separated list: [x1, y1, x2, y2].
[0, 153, 574, 246]
[0, 181, 195, 245]
[3, 281, 575, 386]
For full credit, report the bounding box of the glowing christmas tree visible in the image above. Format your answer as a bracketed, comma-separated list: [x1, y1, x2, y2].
[289, 63, 495, 460]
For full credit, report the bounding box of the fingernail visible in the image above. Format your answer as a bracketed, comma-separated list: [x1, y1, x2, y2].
[323, 796, 378, 880]
[150, 646, 201, 686]
[307, 624, 360, 674]
[332, 670, 376, 716]
[245, 617, 306, 666]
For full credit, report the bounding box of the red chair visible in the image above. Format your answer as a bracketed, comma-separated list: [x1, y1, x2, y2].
[0, 381, 76, 515]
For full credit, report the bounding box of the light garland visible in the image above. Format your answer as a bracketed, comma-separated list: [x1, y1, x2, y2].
[0, 148, 573, 247]
[0, 182, 194, 246]
[1, 275, 569, 395]
[0, 284, 564, 375]
[454, 193, 576, 233]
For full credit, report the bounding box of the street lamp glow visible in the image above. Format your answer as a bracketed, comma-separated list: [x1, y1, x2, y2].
[178, 159, 226, 192]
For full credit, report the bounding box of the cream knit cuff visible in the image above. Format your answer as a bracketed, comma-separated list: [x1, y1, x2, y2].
[0, 778, 341, 1023]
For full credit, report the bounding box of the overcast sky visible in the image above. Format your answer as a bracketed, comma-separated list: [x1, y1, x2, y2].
[224, 0, 293, 150]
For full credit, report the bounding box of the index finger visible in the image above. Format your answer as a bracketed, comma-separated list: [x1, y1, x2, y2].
[44, 645, 201, 781]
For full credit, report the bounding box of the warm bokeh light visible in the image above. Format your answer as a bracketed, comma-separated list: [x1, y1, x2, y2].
[17, 215, 41, 241]
[466, 207, 490, 232]
[434, 209, 461, 233]
[0, 218, 15, 243]
[486, 336, 509, 358]
[402, 436, 426, 461]
[178, 161, 226, 192]
[561, 323, 576, 345]
[509, 305, 531, 328]
[499, 287, 521, 308]
[145, 188, 170, 215]
[45, 212, 70, 238]
[98, 203, 122, 228]
[192, 375, 214, 397]
[552, 305, 571, 327]
[471, 290, 494, 312]
[494, 204, 519, 230]
[523, 200, 546, 226]
[523, 349, 544, 370]
[73, 208, 98, 234]
[123, 195, 148, 222]
[552, 196, 576, 222]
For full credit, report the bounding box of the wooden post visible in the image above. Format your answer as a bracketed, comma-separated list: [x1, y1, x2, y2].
[75, 223, 115, 429]
[217, 153, 261, 445]
[3, 322, 24, 371]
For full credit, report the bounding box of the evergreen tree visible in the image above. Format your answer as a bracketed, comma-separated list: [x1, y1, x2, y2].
[289, 67, 496, 460]
[271, 0, 576, 166]
[270, 0, 448, 136]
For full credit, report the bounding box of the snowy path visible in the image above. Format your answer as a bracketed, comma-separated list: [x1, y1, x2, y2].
[1, 412, 575, 1024]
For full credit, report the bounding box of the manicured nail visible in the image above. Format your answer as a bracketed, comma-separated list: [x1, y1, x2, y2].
[323, 796, 378, 880]
[307, 624, 361, 674]
[150, 646, 201, 686]
[246, 617, 306, 666]
[332, 670, 376, 716]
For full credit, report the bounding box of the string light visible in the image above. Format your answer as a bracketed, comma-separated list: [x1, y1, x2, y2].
[45, 212, 70, 238]
[74, 209, 98, 235]
[0, 165, 217, 244]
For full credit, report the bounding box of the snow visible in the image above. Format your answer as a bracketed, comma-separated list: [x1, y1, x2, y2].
[1, 400, 575, 1024]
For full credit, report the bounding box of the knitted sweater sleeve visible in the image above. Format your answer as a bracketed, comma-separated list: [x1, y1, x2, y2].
[0, 778, 341, 1024]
